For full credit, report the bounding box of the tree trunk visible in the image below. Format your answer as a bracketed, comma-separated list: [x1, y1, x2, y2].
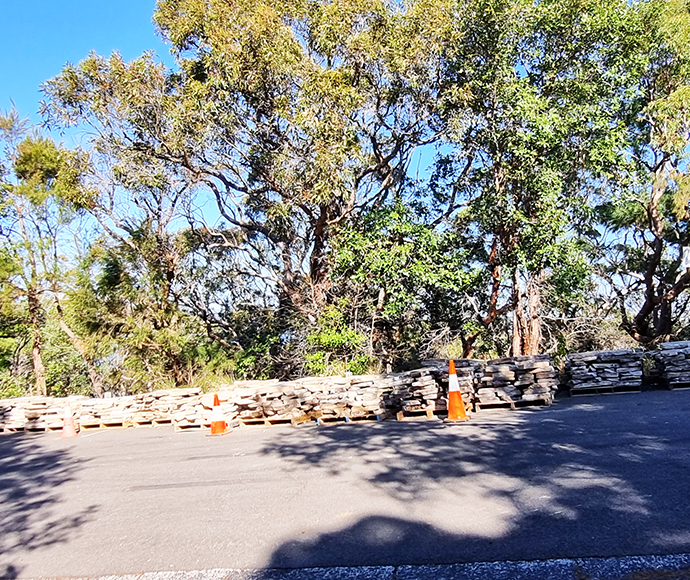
[461, 237, 515, 358]
[166, 349, 186, 387]
[57, 318, 104, 397]
[309, 205, 330, 308]
[461, 334, 476, 359]
[512, 269, 544, 356]
[623, 160, 671, 344]
[27, 288, 46, 396]
[53, 294, 105, 397]
[524, 270, 544, 355]
[512, 269, 526, 356]
[654, 296, 673, 342]
[369, 287, 386, 357]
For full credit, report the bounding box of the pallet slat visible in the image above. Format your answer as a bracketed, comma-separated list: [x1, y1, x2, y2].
[475, 397, 551, 411]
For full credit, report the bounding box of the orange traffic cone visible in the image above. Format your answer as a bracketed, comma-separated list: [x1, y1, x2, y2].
[61, 402, 78, 438]
[446, 360, 469, 422]
[209, 394, 228, 436]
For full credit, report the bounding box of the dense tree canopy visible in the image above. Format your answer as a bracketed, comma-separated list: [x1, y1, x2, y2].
[1, 0, 690, 396]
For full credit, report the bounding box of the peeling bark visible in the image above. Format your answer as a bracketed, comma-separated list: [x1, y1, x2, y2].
[27, 288, 46, 396]
[512, 268, 544, 356]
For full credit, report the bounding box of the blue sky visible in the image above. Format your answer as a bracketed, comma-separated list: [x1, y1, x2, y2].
[1, 0, 170, 124]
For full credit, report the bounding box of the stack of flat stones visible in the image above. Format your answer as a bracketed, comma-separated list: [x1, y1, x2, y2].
[380, 372, 415, 411]
[477, 359, 520, 406]
[0, 397, 63, 432]
[657, 341, 690, 388]
[398, 367, 445, 412]
[0, 388, 207, 433]
[173, 387, 233, 429]
[1, 357, 568, 434]
[476, 355, 559, 408]
[0, 396, 95, 432]
[90, 387, 203, 429]
[136, 388, 203, 426]
[15, 342, 690, 434]
[214, 375, 395, 426]
[514, 355, 560, 401]
[292, 374, 389, 422]
[565, 349, 643, 395]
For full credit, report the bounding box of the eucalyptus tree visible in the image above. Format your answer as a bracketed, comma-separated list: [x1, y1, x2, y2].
[41, 0, 453, 336]
[435, 0, 640, 355]
[590, 0, 690, 344]
[0, 111, 101, 395]
[60, 148, 225, 390]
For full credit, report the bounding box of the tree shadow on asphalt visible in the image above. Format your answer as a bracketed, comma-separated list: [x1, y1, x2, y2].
[258, 515, 690, 580]
[0, 433, 98, 579]
[258, 394, 690, 567]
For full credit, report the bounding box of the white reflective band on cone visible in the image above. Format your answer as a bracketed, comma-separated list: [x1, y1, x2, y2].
[448, 373, 460, 393]
[212, 406, 224, 421]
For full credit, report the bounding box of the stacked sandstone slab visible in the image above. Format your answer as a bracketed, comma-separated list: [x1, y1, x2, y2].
[395, 367, 447, 414]
[0, 388, 207, 433]
[224, 375, 393, 426]
[1, 358, 565, 434]
[475, 355, 559, 409]
[82, 388, 203, 429]
[0, 396, 66, 432]
[657, 341, 690, 388]
[565, 349, 643, 395]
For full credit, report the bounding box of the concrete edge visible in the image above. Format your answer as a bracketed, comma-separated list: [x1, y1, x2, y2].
[10, 554, 690, 580]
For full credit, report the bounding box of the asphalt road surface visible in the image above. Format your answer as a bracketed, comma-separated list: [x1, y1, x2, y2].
[2, 390, 690, 579]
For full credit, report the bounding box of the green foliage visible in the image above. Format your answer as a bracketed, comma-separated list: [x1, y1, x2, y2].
[0, 375, 25, 399]
[580, 0, 690, 344]
[1, 0, 689, 402]
[0, 112, 99, 396]
[14, 137, 60, 184]
[305, 351, 375, 377]
[229, 309, 280, 380]
[304, 303, 374, 376]
[336, 202, 474, 312]
[332, 201, 479, 365]
[43, 320, 92, 397]
[546, 244, 592, 311]
[596, 200, 648, 230]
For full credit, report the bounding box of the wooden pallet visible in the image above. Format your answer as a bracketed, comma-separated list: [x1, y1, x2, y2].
[396, 408, 450, 421]
[23, 423, 48, 433]
[667, 381, 690, 391]
[514, 397, 552, 408]
[315, 413, 388, 425]
[71, 419, 135, 430]
[239, 417, 291, 426]
[474, 397, 551, 411]
[570, 385, 641, 396]
[174, 422, 204, 432]
[314, 416, 344, 425]
[348, 413, 390, 423]
[100, 420, 133, 429]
